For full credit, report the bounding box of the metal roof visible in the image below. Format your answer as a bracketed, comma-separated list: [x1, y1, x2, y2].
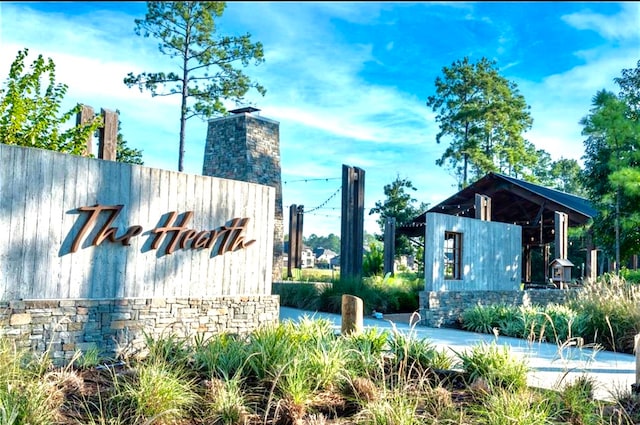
[398, 172, 596, 244]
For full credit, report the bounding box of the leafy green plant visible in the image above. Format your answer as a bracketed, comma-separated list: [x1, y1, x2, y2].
[461, 304, 505, 334]
[245, 323, 297, 384]
[73, 346, 104, 369]
[356, 387, 423, 425]
[0, 48, 101, 153]
[274, 282, 323, 310]
[363, 243, 384, 277]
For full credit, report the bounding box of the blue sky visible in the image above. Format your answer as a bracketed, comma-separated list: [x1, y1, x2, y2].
[1, 2, 639, 237]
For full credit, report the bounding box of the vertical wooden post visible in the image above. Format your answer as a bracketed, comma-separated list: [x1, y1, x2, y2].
[98, 108, 118, 161]
[544, 244, 550, 281]
[76, 104, 95, 157]
[554, 211, 568, 260]
[295, 205, 304, 268]
[287, 204, 298, 279]
[341, 294, 363, 335]
[524, 244, 532, 283]
[340, 165, 365, 282]
[384, 217, 396, 277]
[475, 194, 491, 221]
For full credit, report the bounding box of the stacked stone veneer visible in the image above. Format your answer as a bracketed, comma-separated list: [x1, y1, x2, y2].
[0, 296, 279, 365]
[420, 289, 579, 328]
[203, 110, 284, 282]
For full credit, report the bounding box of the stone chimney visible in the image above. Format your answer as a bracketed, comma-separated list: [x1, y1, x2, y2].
[203, 107, 283, 282]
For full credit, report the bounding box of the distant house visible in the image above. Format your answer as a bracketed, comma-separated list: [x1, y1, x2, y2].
[283, 241, 315, 268]
[301, 247, 315, 268]
[313, 247, 338, 269]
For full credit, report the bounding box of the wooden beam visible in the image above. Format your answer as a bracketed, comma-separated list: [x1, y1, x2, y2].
[98, 109, 118, 161]
[76, 104, 95, 157]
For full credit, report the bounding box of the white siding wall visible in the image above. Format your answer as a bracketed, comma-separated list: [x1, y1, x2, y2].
[0, 144, 275, 300]
[424, 212, 521, 291]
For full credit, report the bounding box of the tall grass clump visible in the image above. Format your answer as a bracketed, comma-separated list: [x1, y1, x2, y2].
[454, 342, 529, 391]
[142, 331, 191, 368]
[550, 375, 603, 424]
[461, 303, 510, 334]
[245, 323, 298, 384]
[193, 333, 249, 380]
[388, 329, 453, 373]
[115, 358, 199, 424]
[340, 327, 390, 379]
[569, 273, 640, 353]
[203, 376, 254, 425]
[0, 337, 61, 425]
[471, 388, 553, 425]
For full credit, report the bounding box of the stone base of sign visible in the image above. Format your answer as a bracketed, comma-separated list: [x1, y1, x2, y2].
[419, 289, 579, 328]
[0, 295, 279, 365]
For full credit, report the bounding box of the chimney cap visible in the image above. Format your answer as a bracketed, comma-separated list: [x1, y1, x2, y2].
[229, 106, 260, 114]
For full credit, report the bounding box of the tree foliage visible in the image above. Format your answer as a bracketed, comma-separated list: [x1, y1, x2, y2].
[531, 154, 586, 197]
[369, 175, 428, 257]
[426, 57, 535, 188]
[580, 87, 640, 268]
[0, 49, 101, 153]
[114, 111, 144, 165]
[615, 59, 640, 121]
[124, 1, 266, 172]
[304, 233, 340, 254]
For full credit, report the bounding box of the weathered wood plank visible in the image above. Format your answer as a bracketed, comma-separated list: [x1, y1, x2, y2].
[0, 145, 274, 300]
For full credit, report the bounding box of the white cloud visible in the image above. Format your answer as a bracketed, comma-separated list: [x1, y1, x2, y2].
[562, 3, 640, 41]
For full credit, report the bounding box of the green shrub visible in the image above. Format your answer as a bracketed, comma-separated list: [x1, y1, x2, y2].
[273, 282, 323, 310]
[621, 267, 640, 284]
[203, 376, 253, 425]
[363, 243, 384, 277]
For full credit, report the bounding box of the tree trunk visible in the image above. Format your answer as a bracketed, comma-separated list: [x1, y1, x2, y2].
[615, 187, 621, 274]
[178, 20, 192, 172]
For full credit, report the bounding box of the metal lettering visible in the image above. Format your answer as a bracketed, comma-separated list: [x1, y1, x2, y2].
[69, 204, 256, 257]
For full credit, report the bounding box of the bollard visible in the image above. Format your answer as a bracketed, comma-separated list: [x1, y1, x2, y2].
[341, 294, 363, 335]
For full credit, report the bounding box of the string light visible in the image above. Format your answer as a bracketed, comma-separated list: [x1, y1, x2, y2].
[306, 186, 341, 213]
[283, 177, 340, 184]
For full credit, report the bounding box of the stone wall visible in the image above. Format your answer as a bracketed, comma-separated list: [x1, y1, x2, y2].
[0, 295, 280, 365]
[420, 289, 579, 328]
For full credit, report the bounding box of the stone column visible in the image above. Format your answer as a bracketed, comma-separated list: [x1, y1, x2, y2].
[203, 108, 283, 283]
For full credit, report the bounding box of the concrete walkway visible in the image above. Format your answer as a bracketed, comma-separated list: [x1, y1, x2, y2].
[279, 307, 637, 401]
